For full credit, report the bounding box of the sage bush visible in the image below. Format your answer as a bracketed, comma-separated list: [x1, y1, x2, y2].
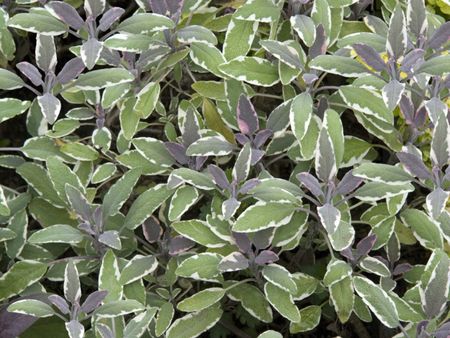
[0, 0, 449, 337]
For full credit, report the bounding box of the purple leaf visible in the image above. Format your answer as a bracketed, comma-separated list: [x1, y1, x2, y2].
[57, 57, 85, 84]
[251, 149, 265, 165]
[396, 151, 431, 180]
[427, 22, 450, 50]
[48, 294, 70, 314]
[149, 0, 185, 21]
[235, 133, 251, 146]
[81, 290, 108, 313]
[434, 321, 450, 338]
[297, 172, 323, 198]
[97, 324, 115, 338]
[253, 129, 273, 148]
[255, 250, 279, 265]
[393, 263, 412, 276]
[100, 47, 121, 66]
[84, 0, 105, 18]
[142, 216, 163, 243]
[222, 198, 240, 220]
[208, 164, 230, 190]
[81, 38, 103, 70]
[416, 321, 429, 338]
[309, 24, 327, 59]
[37, 93, 61, 125]
[0, 304, 38, 338]
[46, 1, 84, 30]
[336, 170, 363, 196]
[239, 178, 261, 195]
[352, 43, 387, 72]
[302, 73, 318, 85]
[237, 95, 259, 135]
[65, 320, 84, 338]
[65, 185, 92, 223]
[251, 228, 273, 250]
[340, 247, 355, 262]
[182, 109, 201, 147]
[98, 230, 121, 250]
[169, 236, 195, 256]
[165, 142, 189, 165]
[194, 156, 207, 171]
[218, 252, 249, 272]
[356, 234, 377, 258]
[98, 7, 125, 31]
[16, 62, 43, 87]
[400, 49, 425, 72]
[232, 232, 251, 253]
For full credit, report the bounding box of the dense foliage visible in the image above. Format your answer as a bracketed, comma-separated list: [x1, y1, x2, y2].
[0, 0, 449, 337]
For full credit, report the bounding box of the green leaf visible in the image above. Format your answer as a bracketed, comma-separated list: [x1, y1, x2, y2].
[318, 203, 341, 234]
[227, 282, 273, 323]
[0, 69, 25, 90]
[233, 202, 297, 233]
[8, 299, 55, 318]
[21, 136, 67, 161]
[309, 55, 369, 77]
[177, 25, 217, 45]
[168, 185, 199, 221]
[47, 156, 84, 203]
[291, 273, 319, 301]
[323, 259, 352, 287]
[219, 57, 279, 87]
[315, 125, 337, 182]
[16, 162, 64, 207]
[64, 260, 81, 303]
[132, 137, 175, 169]
[155, 302, 174, 336]
[264, 282, 301, 323]
[168, 168, 216, 190]
[166, 305, 223, 338]
[262, 264, 297, 294]
[119, 255, 158, 285]
[353, 276, 399, 328]
[60, 142, 99, 161]
[186, 136, 234, 156]
[190, 42, 226, 77]
[116, 13, 175, 34]
[324, 109, 344, 167]
[400, 209, 443, 250]
[358, 257, 391, 277]
[258, 330, 282, 338]
[95, 300, 145, 318]
[123, 308, 157, 338]
[223, 19, 258, 60]
[417, 55, 450, 75]
[8, 13, 67, 35]
[5, 209, 27, 259]
[290, 93, 313, 143]
[120, 97, 140, 140]
[99, 249, 123, 302]
[353, 163, 412, 185]
[290, 305, 321, 333]
[233, 0, 280, 23]
[0, 98, 30, 124]
[260, 40, 303, 69]
[102, 169, 141, 217]
[355, 182, 414, 201]
[431, 112, 450, 168]
[134, 82, 160, 118]
[0, 260, 47, 301]
[104, 33, 155, 53]
[339, 86, 392, 124]
[329, 276, 354, 323]
[177, 287, 225, 312]
[175, 253, 221, 281]
[123, 184, 172, 230]
[0, 228, 16, 242]
[290, 15, 316, 47]
[75, 68, 134, 90]
[172, 219, 224, 248]
[29, 224, 84, 244]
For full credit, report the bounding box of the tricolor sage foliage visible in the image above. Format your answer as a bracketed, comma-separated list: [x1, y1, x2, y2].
[0, 0, 449, 337]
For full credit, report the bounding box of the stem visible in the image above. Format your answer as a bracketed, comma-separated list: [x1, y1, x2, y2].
[398, 324, 411, 338]
[320, 229, 336, 258]
[0, 147, 21, 152]
[23, 83, 41, 96]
